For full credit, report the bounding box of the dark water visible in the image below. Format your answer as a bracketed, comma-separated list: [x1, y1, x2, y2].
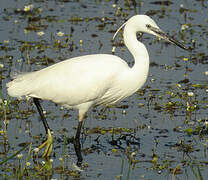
[1, 0, 208, 179]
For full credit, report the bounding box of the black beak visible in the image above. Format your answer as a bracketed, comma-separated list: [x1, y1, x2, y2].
[147, 25, 189, 50]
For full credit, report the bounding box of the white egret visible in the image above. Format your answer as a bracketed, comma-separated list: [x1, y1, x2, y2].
[6, 15, 188, 165]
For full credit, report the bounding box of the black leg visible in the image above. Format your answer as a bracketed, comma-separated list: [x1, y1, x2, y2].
[33, 98, 53, 158]
[33, 98, 50, 134]
[74, 121, 83, 166]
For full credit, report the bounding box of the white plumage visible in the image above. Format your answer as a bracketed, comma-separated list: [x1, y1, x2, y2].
[7, 54, 147, 113]
[6, 15, 187, 164]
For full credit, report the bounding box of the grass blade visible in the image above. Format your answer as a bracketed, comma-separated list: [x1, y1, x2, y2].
[0, 143, 29, 165]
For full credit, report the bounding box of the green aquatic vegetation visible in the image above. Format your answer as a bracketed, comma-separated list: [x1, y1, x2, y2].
[0, 143, 29, 166]
[184, 118, 208, 136]
[147, 82, 207, 115]
[190, 163, 203, 180]
[1, 0, 208, 179]
[0, 143, 84, 178]
[85, 126, 133, 136]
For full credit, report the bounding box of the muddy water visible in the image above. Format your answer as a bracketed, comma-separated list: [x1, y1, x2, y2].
[1, 0, 208, 179]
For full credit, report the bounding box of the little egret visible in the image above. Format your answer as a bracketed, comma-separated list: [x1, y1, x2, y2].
[7, 15, 188, 165]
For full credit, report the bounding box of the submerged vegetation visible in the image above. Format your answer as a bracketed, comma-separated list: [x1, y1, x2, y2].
[0, 0, 208, 179]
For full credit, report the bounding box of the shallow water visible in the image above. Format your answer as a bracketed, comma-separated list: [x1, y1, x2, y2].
[1, 0, 208, 179]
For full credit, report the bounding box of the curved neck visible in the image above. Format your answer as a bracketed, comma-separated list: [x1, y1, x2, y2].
[123, 23, 149, 67]
[123, 22, 150, 86]
[123, 23, 149, 73]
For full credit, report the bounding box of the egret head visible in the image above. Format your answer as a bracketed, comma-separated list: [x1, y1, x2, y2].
[113, 15, 188, 50]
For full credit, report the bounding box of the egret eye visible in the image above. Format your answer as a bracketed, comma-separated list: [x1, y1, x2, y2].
[146, 24, 151, 29]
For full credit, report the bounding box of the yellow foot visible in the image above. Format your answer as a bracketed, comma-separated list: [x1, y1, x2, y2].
[36, 129, 53, 158]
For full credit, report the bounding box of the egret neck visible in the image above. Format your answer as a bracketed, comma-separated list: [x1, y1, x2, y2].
[123, 21, 150, 89]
